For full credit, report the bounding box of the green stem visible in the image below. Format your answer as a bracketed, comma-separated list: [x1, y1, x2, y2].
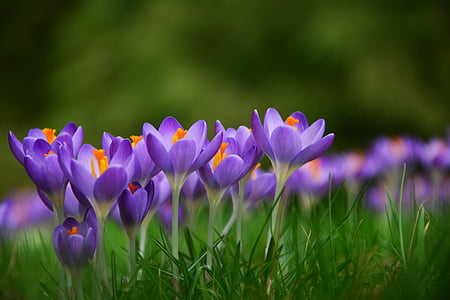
[398, 163, 407, 267]
[95, 215, 108, 289]
[127, 230, 137, 281]
[221, 194, 238, 237]
[207, 200, 217, 268]
[236, 180, 245, 244]
[70, 270, 84, 300]
[170, 184, 181, 282]
[266, 177, 285, 253]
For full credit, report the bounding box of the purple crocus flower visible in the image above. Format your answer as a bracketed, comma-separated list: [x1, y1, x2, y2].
[118, 181, 154, 237]
[53, 209, 96, 271]
[251, 108, 334, 250]
[59, 138, 134, 220]
[145, 117, 223, 189]
[251, 108, 334, 185]
[198, 137, 258, 203]
[144, 117, 222, 270]
[8, 123, 84, 222]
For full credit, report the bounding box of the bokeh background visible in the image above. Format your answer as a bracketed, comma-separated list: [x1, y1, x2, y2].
[1, 0, 449, 197]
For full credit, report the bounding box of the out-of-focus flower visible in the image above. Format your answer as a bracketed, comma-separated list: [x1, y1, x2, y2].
[53, 209, 96, 271]
[0, 189, 53, 239]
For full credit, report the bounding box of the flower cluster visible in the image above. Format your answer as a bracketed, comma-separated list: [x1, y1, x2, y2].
[5, 108, 334, 286]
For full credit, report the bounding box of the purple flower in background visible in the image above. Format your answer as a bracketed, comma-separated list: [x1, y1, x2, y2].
[118, 181, 154, 236]
[53, 209, 96, 271]
[157, 200, 184, 232]
[244, 163, 275, 208]
[0, 189, 53, 239]
[251, 108, 334, 185]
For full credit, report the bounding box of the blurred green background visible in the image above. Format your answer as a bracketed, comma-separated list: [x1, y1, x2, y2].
[1, 0, 449, 197]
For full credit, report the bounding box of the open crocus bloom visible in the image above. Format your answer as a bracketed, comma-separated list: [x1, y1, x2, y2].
[251, 108, 335, 184]
[144, 117, 222, 188]
[8, 123, 84, 216]
[59, 139, 134, 218]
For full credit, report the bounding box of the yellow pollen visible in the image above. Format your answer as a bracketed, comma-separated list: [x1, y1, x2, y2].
[90, 149, 109, 178]
[42, 128, 57, 144]
[172, 128, 188, 144]
[249, 128, 253, 133]
[128, 183, 139, 194]
[251, 163, 261, 180]
[67, 226, 78, 235]
[130, 135, 144, 148]
[212, 143, 229, 170]
[44, 151, 55, 157]
[285, 116, 299, 130]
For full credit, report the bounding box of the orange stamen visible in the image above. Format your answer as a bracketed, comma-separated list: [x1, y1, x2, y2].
[251, 163, 261, 180]
[285, 116, 299, 130]
[172, 128, 188, 144]
[43, 151, 55, 157]
[67, 226, 78, 235]
[128, 183, 139, 194]
[130, 135, 144, 148]
[90, 149, 109, 178]
[42, 128, 57, 144]
[212, 143, 229, 170]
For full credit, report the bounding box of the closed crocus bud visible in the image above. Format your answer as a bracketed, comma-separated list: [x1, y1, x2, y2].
[53, 210, 96, 271]
[118, 181, 154, 236]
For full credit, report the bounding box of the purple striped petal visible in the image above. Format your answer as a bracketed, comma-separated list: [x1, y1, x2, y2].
[251, 110, 274, 159]
[169, 139, 197, 174]
[93, 166, 128, 203]
[301, 119, 325, 147]
[264, 108, 284, 136]
[189, 132, 223, 172]
[147, 134, 174, 173]
[291, 134, 335, 166]
[8, 131, 25, 164]
[214, 155, 244, 188]
[270, 126, 302, 163]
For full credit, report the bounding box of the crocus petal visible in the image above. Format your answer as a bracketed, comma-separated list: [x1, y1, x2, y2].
[68, 234, 87, 268]
[84, 227, 96, 258]
[215, 120, 226, 134]
[264, 108, 285, 136]
[147, 134, 174, 173]
[43, 154, 67, 193]
[159, 117, 183, 147]
[189, 132, 223, 172]
[198, 164, 218, 188]
[214, 155, 244, 188]
[24, 156, 48, 191]
[28, 128, 45, 139]
[71, 127, 84, 155]
[169, 139, 197, 175]
[70, 160, 96, 200]
[109, 139, 133, 166]
[251, 110, 274, 159]
[60, 122, 77, 135]
[291, 134, 335, 166]
[93, 166, 128, 203]
[8, 131, 25, 164]
[118, 190, 139, 226]
[270, 126, 302, 163]
[301, 119, 325, 147]
[186, 120, 207, 152]
[290, 112, 308, 132]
